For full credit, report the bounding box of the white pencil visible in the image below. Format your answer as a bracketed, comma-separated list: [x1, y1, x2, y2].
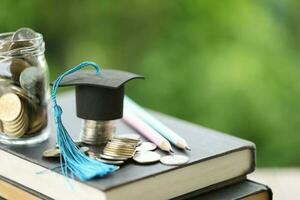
[124, 96, 191, 150]
[123, 107, 173, 153]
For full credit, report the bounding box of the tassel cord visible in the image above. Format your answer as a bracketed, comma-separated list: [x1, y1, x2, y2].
[51, 61, 118, 181]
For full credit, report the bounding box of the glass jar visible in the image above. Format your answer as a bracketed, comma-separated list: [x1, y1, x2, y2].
[0, 28, 50, 145]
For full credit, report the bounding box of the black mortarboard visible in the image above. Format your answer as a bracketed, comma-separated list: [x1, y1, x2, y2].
[54, 69, 143, 120]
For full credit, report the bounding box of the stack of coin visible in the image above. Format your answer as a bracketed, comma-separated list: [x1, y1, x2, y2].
[80, 120, 116, 145]
[10, 85, 45, 135]
[0, 93, 28, 138]
[100, 134, 141, 161]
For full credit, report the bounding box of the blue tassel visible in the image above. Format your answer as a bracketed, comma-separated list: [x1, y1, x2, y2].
[51, 61, 118, 181]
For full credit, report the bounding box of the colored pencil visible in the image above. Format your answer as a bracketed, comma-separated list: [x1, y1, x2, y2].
[123, 107, 173, 153]
[124, 96, 191, 150]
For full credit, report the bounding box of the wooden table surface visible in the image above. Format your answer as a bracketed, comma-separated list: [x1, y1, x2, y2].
[249, 168, 300, 200]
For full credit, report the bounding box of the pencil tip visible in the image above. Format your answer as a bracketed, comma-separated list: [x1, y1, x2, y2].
[169, 149, 174, 153]
[185, 146, 191, 151]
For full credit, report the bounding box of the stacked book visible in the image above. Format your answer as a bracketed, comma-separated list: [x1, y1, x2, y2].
[0, 93, 272, 200]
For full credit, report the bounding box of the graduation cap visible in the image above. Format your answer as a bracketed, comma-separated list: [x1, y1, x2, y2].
[51, 61, 144, 181]
[55, 69, 144, 121]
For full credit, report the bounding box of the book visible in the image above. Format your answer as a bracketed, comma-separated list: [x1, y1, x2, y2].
[173, 180, 272, 200]
[0, 175, 46, 200]
[0, 92, 256, 200]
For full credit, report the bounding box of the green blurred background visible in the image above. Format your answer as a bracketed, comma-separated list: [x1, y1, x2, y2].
[1, 0, 299, 166]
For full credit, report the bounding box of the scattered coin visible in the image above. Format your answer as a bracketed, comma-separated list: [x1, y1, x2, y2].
[115, 133, 140, 141]
[133, 151, 161, 164]
[160, 155, 189, 166]
[80, 146, 89, 153]
[136, 142, 157, 151]
[43, 148, 60, 158]
[43, 145, 89, 159]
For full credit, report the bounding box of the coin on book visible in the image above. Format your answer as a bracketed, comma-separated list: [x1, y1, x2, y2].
[96, 158, 124, 165]
[160, 155, 189, 166]
[133, 151, 161, 164]
[136, 142, 157, 151]
[43, 148, 60, 158]
[116, 133, 140, 141]
[100, 154, 128, 161]
[80, 146, 90, 153]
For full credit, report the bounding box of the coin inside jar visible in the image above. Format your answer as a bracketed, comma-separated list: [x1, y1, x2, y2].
[160, 155, 189, 166]
[0, 93, 22, 122]
[19, 66, 44, 97]
[12, 28, 36, 41]
[133, 151, 161, 164]
[9, 58, 31, 84]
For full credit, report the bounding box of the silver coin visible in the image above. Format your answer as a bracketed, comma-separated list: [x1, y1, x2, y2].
[80, 119, 115, 145]
[19, 66, 44, 96]
[80, 146, 89, 153]
[116, 133, 140, 141]
[133, 151, 161, 164]
[136, 142, 157, 151]
[100, 154, 128, 161]
[160, 155, 189, 166]
[12, 28, 36, 41]
[96, 158, 124, 165]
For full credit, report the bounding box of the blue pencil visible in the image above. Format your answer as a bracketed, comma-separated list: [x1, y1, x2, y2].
[124, 96, 191, 150]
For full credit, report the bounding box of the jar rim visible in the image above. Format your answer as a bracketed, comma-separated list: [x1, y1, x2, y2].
[0, 32, 45, 57]
[0, 32, 43, 42]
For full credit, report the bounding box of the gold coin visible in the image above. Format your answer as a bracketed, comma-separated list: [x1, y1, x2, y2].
[114, 134, 140, 141]
[104, 146, 133, 152]
[4, 113, 28, 138]
[103, 150, 135, 157]
[0, 93, 22, 122]
[10, 85, 39, 107]
[9, 41, 34, 51]
[26, 120, 44, 135]
[43, 148, 60, 158]
[0, 120, 3, 132]
[29, 109, 46, 128]
[103, 151, 132, 158]
[6, 110, 28, 137]
[110, 138, 139, 145]
[99, 154, 128, 161]
[104, 148, 136, 155]
[3, 112, 27, 131]
[3, 106, 24, 126]
[106, 142, 136, 149]
[4, 120, 26, 138]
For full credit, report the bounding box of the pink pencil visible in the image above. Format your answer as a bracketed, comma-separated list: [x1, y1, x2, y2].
[123, 108, 173, 153]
